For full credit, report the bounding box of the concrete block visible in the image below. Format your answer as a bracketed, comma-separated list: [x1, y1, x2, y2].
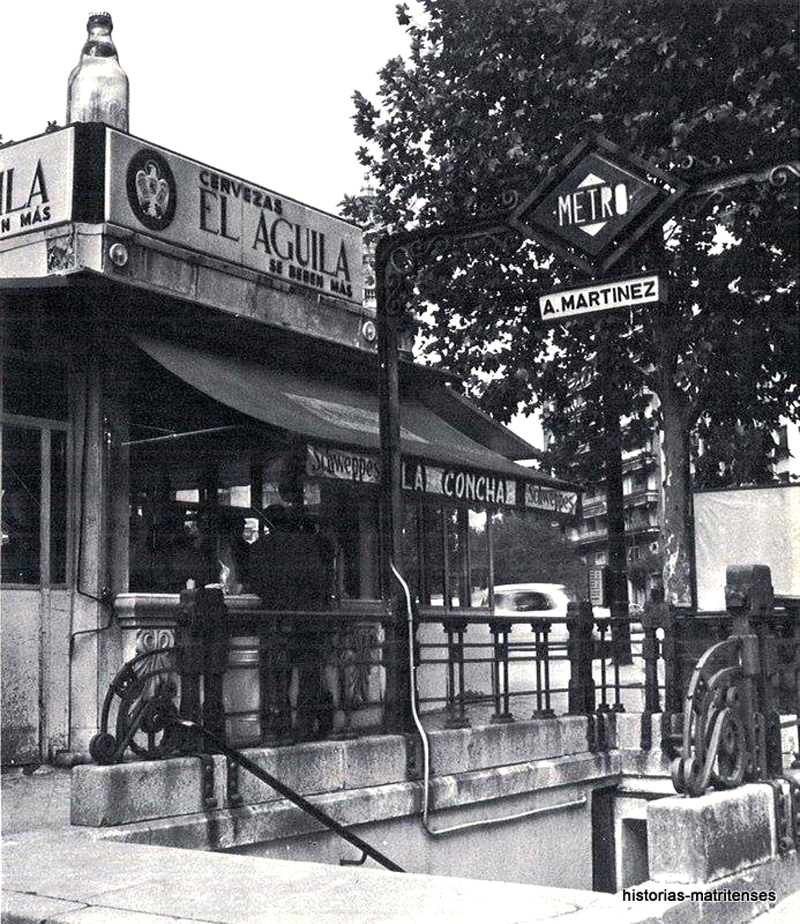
[233, 741, 344, 805]
[620, 746, 673, 778]
[343, 735, 407, 789]
[615, 713, 643, 750]
[560, 716, 591, 755]
[647, 784, 776, 883]
[428, 728, 471, 776]
[466, 719, 564, 769]
[70, 755, 226, 827]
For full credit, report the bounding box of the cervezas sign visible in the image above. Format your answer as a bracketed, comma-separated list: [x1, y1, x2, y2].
[107, 131, 363, 305]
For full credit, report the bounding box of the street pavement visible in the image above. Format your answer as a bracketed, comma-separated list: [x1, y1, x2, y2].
[1, 764, 72, 835]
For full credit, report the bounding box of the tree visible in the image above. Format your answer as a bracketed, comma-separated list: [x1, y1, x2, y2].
[476, 513, 589, 598]
[343, 0, 799, 605]
[694, 419, 783, 489]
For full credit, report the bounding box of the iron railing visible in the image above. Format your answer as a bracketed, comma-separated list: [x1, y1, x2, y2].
[92, 566, 799, 784]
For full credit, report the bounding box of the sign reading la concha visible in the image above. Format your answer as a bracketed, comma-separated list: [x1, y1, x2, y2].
[107, 131, 363, 305]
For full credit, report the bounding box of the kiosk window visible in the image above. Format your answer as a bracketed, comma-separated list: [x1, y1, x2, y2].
[1, 423, 70, 587]
[50, 430, 69, 584]
[1, 425, 41, 584]
[403, 501, 492, 609]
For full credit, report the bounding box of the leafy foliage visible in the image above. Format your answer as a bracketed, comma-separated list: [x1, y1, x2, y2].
[476, 512, 589, 598]
[344, 0, 799, 602]
[694, 420, 785, 489]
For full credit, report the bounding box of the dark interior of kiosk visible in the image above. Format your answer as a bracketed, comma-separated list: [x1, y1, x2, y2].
[124, 349, 493, 608]
[2, 311, 576, 611]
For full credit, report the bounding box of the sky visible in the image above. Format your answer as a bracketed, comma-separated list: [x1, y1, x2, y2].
[1, 1, 543, 452]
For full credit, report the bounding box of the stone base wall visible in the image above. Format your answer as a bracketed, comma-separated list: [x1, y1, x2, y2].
[70, 717, 620, 888]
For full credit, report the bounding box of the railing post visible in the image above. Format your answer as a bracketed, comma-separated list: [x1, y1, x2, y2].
[641, 603, 661, 715]
[725, 564, 782, 777]
[203, 588, 228, 742]
[445, 618, 471, 729]
[383, 598, 414, 734]
[652, 601, 685, 757]
[260, 615, 292, 746]
[490, 621, 514, 724]
[531, 621, 554, 718]
[177, 586, 227, 750]
[567, 601, 595, 715]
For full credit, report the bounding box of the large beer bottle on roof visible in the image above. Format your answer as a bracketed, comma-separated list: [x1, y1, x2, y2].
[67, 12, 129, 130]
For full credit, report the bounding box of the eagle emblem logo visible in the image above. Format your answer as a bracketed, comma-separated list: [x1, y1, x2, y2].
[125, 148, 177, 231]
[135, 160, 170, 219]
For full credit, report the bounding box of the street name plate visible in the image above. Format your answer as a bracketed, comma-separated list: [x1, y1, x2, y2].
[539, 274, 664, 322]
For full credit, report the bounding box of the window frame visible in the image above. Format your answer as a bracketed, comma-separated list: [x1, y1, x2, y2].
[1, 411, 73, 590]
[404, 494, 495, 614]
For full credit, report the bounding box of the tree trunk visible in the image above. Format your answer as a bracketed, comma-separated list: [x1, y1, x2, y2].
[659, 385, 695, 607]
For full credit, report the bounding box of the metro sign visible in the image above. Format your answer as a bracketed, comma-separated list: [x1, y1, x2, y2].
[538, 153, 659, 256]
[510, 135, 687, 276]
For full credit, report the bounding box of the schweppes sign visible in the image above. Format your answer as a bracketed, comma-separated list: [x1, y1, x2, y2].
[306, 445, 380, 484]
[304, 444, 578, 515]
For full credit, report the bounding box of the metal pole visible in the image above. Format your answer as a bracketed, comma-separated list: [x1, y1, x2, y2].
[376, 236, 411, 733]
[599, 322, 632, 664]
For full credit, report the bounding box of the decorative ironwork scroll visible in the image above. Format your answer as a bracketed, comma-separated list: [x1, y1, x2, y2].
[89, 647, 184, 765]
[671, 634, 762, 797]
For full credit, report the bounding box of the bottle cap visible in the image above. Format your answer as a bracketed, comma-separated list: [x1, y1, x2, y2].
[87, 12, 113, 30]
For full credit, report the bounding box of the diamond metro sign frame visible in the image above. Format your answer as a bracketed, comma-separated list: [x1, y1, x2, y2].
[510, 134, 688, 278]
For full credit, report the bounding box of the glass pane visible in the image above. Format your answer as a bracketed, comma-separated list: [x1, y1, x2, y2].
[468, 509, 489, 606]
[49, 429, 68, 583]
[423, 505, 446, 605]
[1, 425, 41, 584]
[218, 459, 252, 509]
[401, 501, 421, 603]
[447, 507, 467, 607]
[3, 356, 68, 420]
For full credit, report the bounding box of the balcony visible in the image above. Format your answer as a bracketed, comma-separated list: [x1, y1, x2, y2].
[581, 489, 659, 517]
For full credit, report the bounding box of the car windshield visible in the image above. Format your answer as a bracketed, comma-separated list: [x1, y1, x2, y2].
[494, 591, 556, 612]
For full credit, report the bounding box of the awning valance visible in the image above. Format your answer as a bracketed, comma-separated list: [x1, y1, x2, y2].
[131, 334, 579, 514]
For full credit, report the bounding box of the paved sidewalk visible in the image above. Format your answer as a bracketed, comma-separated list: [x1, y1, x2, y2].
[753, 890, 800, 922]
[1, 765, 72, 835]
[3, 828, 620, 924]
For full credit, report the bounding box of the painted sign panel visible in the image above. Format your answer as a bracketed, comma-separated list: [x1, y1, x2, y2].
[538, 274, 663, 322]
[529, 151, 659, 256]
[0, 130, 74, 240]
[588, 566, 609, 607]
[106, 131, 363, 305]
[523, 483, 579, 516]
[306, 444, 577, 514]
[306, 444, 381, 484]
[402, 461, 517, 506]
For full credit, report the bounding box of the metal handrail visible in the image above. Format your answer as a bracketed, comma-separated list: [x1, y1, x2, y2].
[173, 717, 405, 873]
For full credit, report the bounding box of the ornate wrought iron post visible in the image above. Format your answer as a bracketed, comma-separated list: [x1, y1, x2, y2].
[177, 586, 228, 748]
[567, 600, 596, 715]
[375, 216, 518, 734]
[725, 564, 782, 777]
[373, 144, 799, 739]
